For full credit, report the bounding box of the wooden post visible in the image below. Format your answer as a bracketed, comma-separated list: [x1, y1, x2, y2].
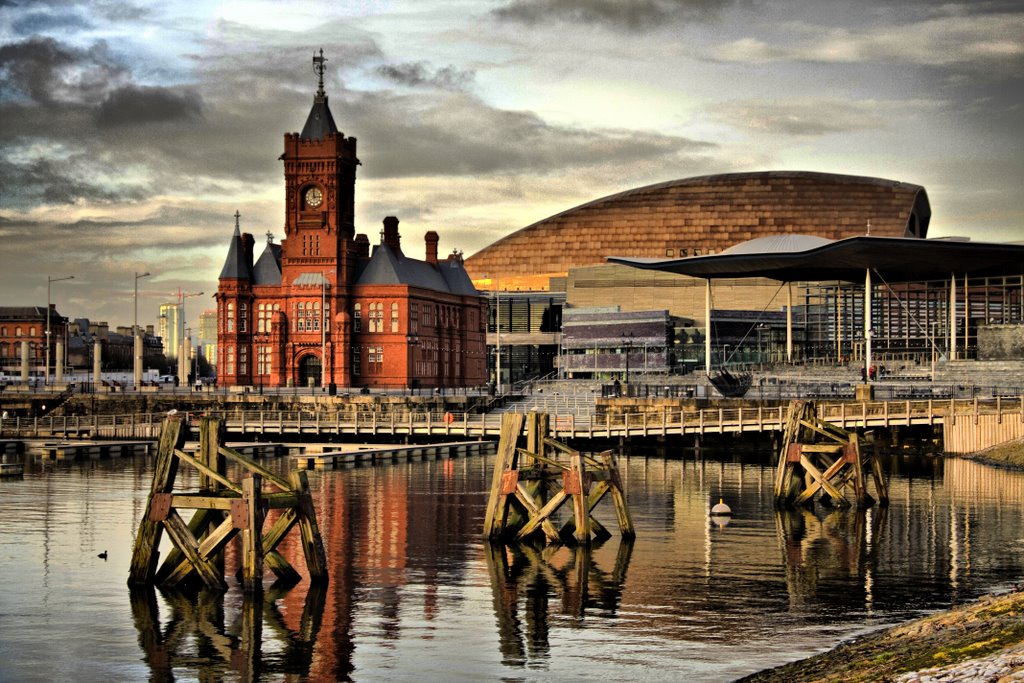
[290, 469, 329, 583]
[241, 474, 264, 593]
[128, 417, 184, 586]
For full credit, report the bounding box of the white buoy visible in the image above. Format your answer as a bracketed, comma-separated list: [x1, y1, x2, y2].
[710, 498, 732, 516]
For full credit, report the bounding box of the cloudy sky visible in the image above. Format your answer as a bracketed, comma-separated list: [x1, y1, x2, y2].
[1, 0, 1021, 332]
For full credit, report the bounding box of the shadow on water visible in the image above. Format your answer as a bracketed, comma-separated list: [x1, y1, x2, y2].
[129, 582, 329, 681]
[485, 538, 634, 668]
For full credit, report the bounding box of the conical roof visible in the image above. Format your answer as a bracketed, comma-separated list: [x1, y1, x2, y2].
[219, 223, 251, 280]
[300, 95, 338, 141]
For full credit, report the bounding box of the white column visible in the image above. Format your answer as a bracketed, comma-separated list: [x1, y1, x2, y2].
[949, 273, 957, 361]
[134, 332, 143, 388]
[55, 341, 64, 385]
[786, 284, 793, 363]
[93, 340, 102, 386]
[20, 340, 29, 382]
[963, 273, 969, 357]
[705, 279, 712, 374]
[865, 269, 872, 381]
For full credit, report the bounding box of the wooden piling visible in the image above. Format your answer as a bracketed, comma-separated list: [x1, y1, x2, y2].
[128, 416, 328, 592]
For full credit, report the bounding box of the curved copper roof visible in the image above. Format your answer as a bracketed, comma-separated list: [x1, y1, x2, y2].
[465, 171, 930, 290]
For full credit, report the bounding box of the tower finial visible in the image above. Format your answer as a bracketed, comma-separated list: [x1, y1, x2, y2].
[266, 230, 274, 244]
[234, 210, 241, 230]
[313, 48, 327, 100]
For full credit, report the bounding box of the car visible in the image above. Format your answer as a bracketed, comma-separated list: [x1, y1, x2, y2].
[157, 375, 178, 384]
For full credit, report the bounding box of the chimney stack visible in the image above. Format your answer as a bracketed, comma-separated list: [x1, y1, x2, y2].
[425, 231, 439, 264]
[382, 216, 401, 254]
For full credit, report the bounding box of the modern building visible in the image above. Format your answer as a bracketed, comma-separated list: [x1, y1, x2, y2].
[465, 171, 930, 291]
[215, 53, 486, 389]
[158, 303, 183, 362]
[197, 309, 217, 368]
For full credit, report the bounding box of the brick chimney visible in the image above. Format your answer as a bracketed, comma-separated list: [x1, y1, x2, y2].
[425, 231, 439, 264]
[382, 216, 401, 254]
[354, 233, 370, 259]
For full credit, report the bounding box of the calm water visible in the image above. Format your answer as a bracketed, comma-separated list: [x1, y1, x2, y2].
[1, 447, 1023, 682]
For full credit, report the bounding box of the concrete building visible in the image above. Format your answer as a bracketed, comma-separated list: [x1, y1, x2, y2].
[158, 303, 183, 361]
[215, 52, 486, 390]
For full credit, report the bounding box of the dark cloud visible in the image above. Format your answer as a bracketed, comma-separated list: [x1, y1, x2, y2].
[347, 91, 713, 178]
[0, 37, 128, 105]
[491, 0, 733, 31]
[375, 61, 475, 91]
[0, 156, 148, 207]
[10, 10, 93, 35]
[96, 85, 204, 127]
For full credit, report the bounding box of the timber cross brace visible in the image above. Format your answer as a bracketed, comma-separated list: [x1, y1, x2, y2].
[128, 416, 328, 592]
[774, 400, 890, 509]
[483, 412, 636, 545]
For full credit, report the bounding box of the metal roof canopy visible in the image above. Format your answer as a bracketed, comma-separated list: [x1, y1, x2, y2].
[608, 236, 1024, 284]
[607, 234, 1024, 380]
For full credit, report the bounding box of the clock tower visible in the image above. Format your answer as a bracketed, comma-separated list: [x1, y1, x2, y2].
[280, 48, 360, 288]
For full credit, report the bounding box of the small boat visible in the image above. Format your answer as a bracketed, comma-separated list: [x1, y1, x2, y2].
[708, 368, 752, 398]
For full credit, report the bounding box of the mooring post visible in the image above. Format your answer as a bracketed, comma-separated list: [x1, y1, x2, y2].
[128, 417, 184, 586]
[241, 474, 264, 593]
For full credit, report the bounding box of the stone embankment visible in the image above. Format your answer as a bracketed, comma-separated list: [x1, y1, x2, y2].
[965, 436, 1024, 469]
[738, 589, 1024, 682]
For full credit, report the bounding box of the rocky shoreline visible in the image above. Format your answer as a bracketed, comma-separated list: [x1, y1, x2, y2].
[737, 589, 1024, 682]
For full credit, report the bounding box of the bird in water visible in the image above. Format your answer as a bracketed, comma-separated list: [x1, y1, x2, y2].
[97, 550, 108, 560]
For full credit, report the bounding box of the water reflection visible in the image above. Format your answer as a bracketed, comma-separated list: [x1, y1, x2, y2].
[485, 539, 634, 668]
[129, 583, 326, 680]
[775, 507, 887, 612]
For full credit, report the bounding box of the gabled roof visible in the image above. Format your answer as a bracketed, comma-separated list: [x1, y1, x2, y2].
[219, 224, 251, 280]
[609, 235, 1024, 283]
[355, 243, 477, 296]
[300, 96, 338, 141]
[252, 243, 282, 285]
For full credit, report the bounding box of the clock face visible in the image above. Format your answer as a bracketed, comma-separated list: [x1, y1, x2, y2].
[305, 187, 323, 208]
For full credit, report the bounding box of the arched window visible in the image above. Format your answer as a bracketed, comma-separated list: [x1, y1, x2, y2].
[313, 301, 321, 332]
[353, 303, 362, 332]
[391, 302, 399, 332]
[226, 304, 234, 333]
[239, 302, 248, 332]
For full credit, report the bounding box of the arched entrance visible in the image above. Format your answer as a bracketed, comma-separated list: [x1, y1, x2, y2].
[298, 354, 322, 387]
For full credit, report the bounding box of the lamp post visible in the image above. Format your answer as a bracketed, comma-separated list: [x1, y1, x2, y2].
[46, 275, 74, 387]
[134, 272, 151, 388]
[179, 291, 204, 382]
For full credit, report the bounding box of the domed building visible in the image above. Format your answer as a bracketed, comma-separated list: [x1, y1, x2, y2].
[465, 171, 930, 291]
[465, 171, 933, 384]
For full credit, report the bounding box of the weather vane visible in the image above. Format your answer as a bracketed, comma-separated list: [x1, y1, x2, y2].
[266, 230, 275, 244]
[234, 210, 241, 230]
[313, 48, 327, 99]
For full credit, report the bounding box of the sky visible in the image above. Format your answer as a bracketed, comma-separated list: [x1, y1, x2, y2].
[1, 0, 1022, 333]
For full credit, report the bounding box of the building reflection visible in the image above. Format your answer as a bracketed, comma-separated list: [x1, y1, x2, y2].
[484, 539, 634, 668]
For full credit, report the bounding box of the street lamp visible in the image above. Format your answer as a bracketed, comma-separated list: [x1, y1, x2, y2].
[46, 275, 74, 386]
[134, 272, 151, 388]
[179, 291, 204, 382]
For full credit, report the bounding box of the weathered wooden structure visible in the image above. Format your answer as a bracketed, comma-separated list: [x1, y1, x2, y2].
[483, 412, 635, 544]
[128, 415, 328, 592]
[774, 400, 889, 508]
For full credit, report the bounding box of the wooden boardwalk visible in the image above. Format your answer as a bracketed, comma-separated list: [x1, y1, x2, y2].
[3, 398, 1021, 451]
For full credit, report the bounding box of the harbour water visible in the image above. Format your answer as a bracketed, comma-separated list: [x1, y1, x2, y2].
[1, 448, 1022, 682]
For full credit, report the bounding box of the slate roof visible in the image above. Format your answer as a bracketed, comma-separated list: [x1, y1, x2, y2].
[252, 243, 282, 285]
[300, 96, 338, 141]
[219, 224, 251, 280]
[355, 243, 478, 296]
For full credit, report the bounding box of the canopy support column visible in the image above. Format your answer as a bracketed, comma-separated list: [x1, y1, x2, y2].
[865, 269, 872, 381]
[950, 273, 957, 361]
[786, 284, 793, 363]
[705, 279, 712, 375]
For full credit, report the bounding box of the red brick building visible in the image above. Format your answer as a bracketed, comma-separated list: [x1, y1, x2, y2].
[215, 53, 486, 390]
[0, 306, 64, 378]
